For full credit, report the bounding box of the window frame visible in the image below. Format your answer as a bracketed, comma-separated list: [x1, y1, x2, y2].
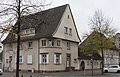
[67, 42, 71, 50]
[27, 55, 33, 64]
[19, 56, 23, 64]
[64, 27, 68, 34]
[54, 53, 62, 65]
[41, 40, 46, 46]
[57, 40, 61, 46]
[28, 41, 33, 49]
[40, 53, 49, 64]
[48, 40, 54, 46]
[69, 28, 72, 36]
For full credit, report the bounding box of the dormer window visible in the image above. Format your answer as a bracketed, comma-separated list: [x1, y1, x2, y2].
[24, 28, 35, 35]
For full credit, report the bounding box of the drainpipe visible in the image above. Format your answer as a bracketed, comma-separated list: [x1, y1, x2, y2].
[38, 39, 40, 72]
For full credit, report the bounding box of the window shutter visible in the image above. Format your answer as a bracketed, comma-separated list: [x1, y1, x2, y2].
[47, 54, 49, 64]
[27, 55, 32, 64]
[60, 55, 62, 64]
[54, 54, 56, 64]
[39, 54, 42, 64]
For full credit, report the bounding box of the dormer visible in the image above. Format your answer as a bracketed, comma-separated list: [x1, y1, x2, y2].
[21, 28, 35, 37]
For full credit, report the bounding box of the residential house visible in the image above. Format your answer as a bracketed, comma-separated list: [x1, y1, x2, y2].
[2, 4, 80, 72]
[78, 31, 119, 70]
[114, 33, 120, 65]
[103, 46, 119, 67]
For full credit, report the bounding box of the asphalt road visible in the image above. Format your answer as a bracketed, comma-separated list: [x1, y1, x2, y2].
[1, 70, 120, 77]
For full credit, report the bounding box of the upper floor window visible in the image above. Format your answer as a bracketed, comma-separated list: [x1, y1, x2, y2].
[57, 40, 61, 46]
[27, 55, 32, 64]
[41, 40, 46, 46]
[9, 56, 12, 63]
[19, 56, 23, 64]
[67, 42, 70, 50]
[64, 27, 68, 34]
[28, 41, 33, 48]
[20, 43, 23, 50]
[48, 40, 54, 46]
[69, 28, 72, 35]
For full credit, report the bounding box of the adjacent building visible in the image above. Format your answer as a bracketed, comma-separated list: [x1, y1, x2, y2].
[114, 33, 120, 65]
[2, 4, 80, 72]
[78, 31, 119, 70]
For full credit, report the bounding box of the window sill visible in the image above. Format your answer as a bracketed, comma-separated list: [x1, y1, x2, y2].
[40, 63, 48, 65]
[64, 33, 68, 34]
[54, 63, 61, 65]
[28, 47, 33, 49]
[27, 63, 33, 65]
[67, 48, 71, 50]
[41, 46, 62, 49]
[19, 63, 23, 65]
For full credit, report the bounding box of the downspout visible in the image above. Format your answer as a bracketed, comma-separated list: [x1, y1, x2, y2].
[38, 39, 40, 72]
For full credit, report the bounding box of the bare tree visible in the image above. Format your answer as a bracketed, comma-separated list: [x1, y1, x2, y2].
[89, 10, 116, 75]
[0, 0, 49, 77]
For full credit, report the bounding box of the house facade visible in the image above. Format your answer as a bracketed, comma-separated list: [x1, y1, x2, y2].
[103, 48, 119, 67]
[2, 4, 80, 72]
[114, 33, 120, 65]
[78, 31, 119, 70]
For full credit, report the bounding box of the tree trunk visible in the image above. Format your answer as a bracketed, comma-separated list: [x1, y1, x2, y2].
[16, 0, 21, 77]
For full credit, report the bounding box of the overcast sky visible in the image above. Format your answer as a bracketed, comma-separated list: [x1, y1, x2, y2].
[47, 0, 120, 39]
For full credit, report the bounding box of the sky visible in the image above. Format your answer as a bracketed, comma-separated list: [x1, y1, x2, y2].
[47, 0, 120, 39]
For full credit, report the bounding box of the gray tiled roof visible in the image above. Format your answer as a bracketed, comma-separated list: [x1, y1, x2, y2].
[78, 51, 102, 60]
[2, 4, 68, 43]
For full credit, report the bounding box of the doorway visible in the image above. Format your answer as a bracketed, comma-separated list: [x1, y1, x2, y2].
[80, 61, 85, 71]
[66, 54, 71, 71]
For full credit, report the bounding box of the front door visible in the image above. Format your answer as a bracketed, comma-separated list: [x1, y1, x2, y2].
[66, 54, 71, 71]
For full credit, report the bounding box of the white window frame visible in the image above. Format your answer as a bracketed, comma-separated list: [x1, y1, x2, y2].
[39, 53, 49, 64]
[19, 56, 23, 64]
[57, 40, 61, 46]
[27, 55, 33, 64]
[48, 40, 54, 46]
[54, 53, 62, 64]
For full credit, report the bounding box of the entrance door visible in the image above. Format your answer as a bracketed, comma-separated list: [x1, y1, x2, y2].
[80, 61, 85, 71]
[66, 54, 71, 71]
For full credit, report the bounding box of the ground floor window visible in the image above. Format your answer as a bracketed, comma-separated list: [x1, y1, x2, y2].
[40, 53, 49, 64]
[54, 53, 62, 64]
